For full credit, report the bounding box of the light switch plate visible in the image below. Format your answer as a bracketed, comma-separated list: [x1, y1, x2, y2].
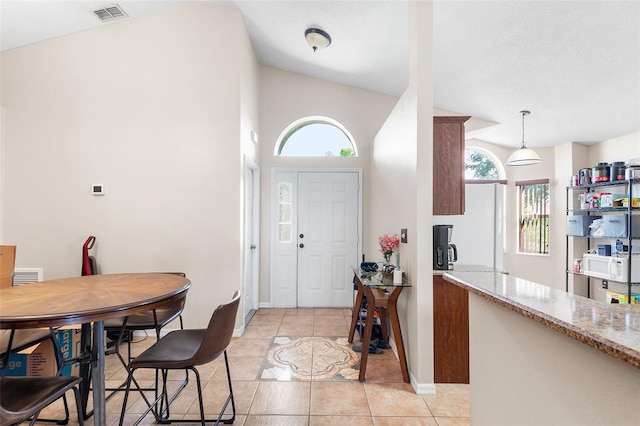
[401, 228, 407, 243]
[92, 184, 105, 195]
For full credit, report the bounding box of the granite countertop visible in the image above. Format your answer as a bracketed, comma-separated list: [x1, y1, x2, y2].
[433, 264, 507, 275]
[444, 271, 640, 369]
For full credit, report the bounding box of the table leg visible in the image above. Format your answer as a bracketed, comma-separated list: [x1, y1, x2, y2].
[379, 307, 390, 346]
[79, 323, 92, 419]
[358, 286, 376, 382]
[348, 285, 364, 343]
[388, 288, 410, 383]
[92, 320, 106, 426]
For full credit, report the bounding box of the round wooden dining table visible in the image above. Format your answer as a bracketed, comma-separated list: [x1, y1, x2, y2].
[0, 273, 190, 426]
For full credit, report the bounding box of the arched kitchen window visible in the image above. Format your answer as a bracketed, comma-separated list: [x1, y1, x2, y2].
[465, 147, 504, 180]
[275, 116, 357, 157]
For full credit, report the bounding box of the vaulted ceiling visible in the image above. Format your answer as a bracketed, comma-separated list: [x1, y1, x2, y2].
[2, 1, 639, 149]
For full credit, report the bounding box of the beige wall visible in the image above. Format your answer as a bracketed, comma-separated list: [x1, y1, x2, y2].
[0, 3, 256, 328]
[256, 65, 398, 303]
[588, 132, 640, 164]
[369, 1, 434, 390]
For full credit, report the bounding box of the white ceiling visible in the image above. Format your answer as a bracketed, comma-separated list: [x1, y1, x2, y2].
[1, 0, 639, 149]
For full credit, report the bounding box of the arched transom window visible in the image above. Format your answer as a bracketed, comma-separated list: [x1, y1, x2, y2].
[275, 116, 357, 157]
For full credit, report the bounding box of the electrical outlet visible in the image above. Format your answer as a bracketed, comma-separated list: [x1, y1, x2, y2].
[401, 228, 407, 243]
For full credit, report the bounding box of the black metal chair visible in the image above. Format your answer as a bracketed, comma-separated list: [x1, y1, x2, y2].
[119, 291, 240, 426]
[1, 328, 84, 425]
[0, 376, 84, 426]
[103, 272, 188, 368]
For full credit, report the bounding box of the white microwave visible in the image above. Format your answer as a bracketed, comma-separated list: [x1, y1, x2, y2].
[582, 253, 640, 282]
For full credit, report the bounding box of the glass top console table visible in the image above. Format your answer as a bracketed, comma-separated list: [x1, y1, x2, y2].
[348, 266, 410, 382]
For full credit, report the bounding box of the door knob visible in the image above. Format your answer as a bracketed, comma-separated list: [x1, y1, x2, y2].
[250, 244, 257, 250]
[299, 234, 304, 238]
[299, 243, 304, 248]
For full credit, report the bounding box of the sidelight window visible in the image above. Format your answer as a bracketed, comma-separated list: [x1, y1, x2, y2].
[516, 179, 550, 255]
[278, 182, 293, 243]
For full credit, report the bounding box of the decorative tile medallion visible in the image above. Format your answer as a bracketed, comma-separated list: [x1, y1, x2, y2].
[258, 336, 360, 381]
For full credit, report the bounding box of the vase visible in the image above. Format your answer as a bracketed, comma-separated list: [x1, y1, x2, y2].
[383, 251, 392, 266]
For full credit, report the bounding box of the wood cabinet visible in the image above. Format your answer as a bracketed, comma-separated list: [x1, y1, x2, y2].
[433, 116, 470, 215]
[433, 274, 469, 383]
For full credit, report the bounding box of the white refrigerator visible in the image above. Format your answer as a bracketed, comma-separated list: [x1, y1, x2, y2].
[433, 183, 505, 270]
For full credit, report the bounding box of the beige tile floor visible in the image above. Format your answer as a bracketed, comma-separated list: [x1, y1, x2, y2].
[34, 308, 470, 425]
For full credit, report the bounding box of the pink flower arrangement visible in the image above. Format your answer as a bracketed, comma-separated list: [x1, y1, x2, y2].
[378, 233, 400, 263]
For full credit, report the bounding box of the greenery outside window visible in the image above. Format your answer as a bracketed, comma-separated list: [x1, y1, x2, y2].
[465, 148, 501, 179]
[516, 179, 550, 255]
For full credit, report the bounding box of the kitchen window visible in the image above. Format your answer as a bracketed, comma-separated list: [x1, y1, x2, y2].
[516, 179, 550, 255]
[465, 148, 502, 179]
[275, 116, 357, 157]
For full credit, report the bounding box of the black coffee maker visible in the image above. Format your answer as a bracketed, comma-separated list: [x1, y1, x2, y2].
[433, 225, 457, 270]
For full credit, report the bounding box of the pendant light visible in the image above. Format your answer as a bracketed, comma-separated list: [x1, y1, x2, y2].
[507, 110, 542, 166]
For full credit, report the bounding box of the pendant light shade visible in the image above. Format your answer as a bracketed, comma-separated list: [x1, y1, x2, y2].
[507, 110, 542, 166]
[305, 28, 331, 52]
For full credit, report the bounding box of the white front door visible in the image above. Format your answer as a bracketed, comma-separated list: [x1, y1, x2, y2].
[297, 172, 359, 307]
[271, 170, 360, 308]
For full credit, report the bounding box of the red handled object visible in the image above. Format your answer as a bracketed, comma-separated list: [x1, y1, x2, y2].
[82, 236, 97, 276]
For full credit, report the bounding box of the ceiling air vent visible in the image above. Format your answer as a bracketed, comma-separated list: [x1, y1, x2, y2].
[93, 4, 128, 21]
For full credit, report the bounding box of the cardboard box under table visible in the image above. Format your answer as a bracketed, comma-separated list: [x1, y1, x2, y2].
[0, 327, 83, 376]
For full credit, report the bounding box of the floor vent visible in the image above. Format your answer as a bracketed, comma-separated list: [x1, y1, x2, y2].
[93, 4, 128, 21]
[13, 268, 44, 285]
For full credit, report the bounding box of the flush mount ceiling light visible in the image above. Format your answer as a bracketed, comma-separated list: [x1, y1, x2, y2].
[93, 3, 128, 21]
[305, 28, 331, 52]
[507, 110, 542, 166]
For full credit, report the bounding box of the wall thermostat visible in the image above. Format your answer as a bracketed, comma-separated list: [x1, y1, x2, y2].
[92, 184, 105, 195]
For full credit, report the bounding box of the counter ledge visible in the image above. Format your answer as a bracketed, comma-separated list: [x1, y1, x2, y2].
[444, 270, 640, 369]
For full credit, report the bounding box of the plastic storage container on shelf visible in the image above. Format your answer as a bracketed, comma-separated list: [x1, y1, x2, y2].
[592, 162, 611, 183]
[610, 162, 626, 181]
[626, 164, 640, 179]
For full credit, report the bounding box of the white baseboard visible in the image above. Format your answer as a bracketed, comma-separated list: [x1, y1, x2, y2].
[411, 374, 437, 395]
[233, 324, 245, 337]
[386, 339, 435, 395]
[258, 302, 272, 308]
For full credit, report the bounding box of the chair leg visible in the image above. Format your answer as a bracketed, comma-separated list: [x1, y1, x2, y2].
[72, 385, 86, 426]
[193, 368, 205, 426]
[27, 409, 43, 426]
[220, 350, 236, 425]
[119, 368, 139, 426]
[123, 359, 234, 425]
[191, 363, 234, 426]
